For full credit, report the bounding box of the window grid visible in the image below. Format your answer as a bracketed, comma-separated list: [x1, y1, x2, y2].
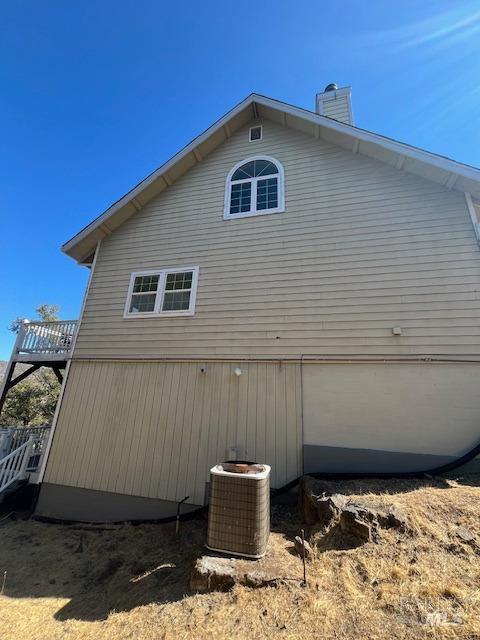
[129, 274, 160, 313]
[225, 156, 284, 219]
[162, 271, 194, 312]
[230, 182, 252, 215]
[165, 271, 193, 291]
[162, 290, 191, 311]
[231, 159, 278, 181]
[129, 293, 157, 314]
[132, 274, 159, 293]
[125, 268, 199, 317]
[229, 175, 279, 216]
[256, 177, 278, 211]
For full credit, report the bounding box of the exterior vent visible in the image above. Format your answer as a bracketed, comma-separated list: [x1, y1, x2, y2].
[249, 125, 262, 141]
[207, 462, 270, 558]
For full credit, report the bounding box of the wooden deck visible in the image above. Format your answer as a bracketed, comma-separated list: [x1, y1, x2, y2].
[0, 321, 78, 415]
[12, 320, 78, 364]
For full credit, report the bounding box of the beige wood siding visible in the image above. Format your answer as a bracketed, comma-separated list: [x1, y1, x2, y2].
[322, 100, 351, 123]
[303, 362, 480, 457]
[44, 360, 302, 503]
[73, 119, 480, 358]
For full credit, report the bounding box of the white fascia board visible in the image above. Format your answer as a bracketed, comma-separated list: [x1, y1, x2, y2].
[253, 95, 480, 183]
[465, 193, 480, 242]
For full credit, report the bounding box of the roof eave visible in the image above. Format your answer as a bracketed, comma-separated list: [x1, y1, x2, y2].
[62, 93, 480, 263]
[62, 94, 260, 262]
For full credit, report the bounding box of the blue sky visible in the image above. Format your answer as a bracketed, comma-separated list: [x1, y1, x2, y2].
[1, 0, 479, 359]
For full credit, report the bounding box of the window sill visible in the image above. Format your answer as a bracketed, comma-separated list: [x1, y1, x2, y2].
[223, 207, 285, 220]
[123, 310, 196, 319]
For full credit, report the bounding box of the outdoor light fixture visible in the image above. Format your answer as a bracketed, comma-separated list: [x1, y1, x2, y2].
[234, 367, 242, 376]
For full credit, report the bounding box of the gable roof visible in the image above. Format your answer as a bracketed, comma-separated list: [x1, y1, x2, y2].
[63, 93, 480, 264]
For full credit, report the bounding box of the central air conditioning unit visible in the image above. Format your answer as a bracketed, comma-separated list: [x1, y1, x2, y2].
[206, 462, 271, 559]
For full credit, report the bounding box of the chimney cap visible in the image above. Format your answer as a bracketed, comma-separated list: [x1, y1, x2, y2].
[324, 83, 338, 92]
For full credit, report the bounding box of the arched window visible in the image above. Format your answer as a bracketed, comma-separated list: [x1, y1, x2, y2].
[224, 156, 285, 219]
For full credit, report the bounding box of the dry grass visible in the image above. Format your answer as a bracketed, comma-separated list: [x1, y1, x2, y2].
[1, 475, 480, 639]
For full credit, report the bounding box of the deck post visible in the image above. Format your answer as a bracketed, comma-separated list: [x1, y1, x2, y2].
[0, 324, 24, 415]
[0, 362, 15, 415]
[0, 320, 28, 413]
[52, 367, 64, 385]
[19, 437, 35, 480]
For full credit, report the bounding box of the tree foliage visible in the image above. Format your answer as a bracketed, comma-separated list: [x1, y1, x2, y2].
[0, 370, 59, 426]
[1, 304, 62, 426]
[36, 304, 60, 322]
[9, 304, 60, 333]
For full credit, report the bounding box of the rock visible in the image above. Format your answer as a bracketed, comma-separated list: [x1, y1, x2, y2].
[315, 494, 349, 529]
[300, 477, 322, 525]
[456, 526, 476, 544]
[426, 612, 463, 627]
[300, 476, 409, 545]
[190, 556, 235, 592]
[294, 536, 313, 560]
[378, 506, 408, 531]
[301, 477, 348, 527]
[190, 555, 279, 593]
[339, 505, 380, 542]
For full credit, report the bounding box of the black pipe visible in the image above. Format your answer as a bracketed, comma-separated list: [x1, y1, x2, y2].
[175, 496, 189, 533]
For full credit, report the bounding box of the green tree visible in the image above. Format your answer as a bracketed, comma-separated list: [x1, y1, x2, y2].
[9, 303, 60, 333]
[36, 304, 60, 322]
[0, 379, 55, 426]
[1, 304, 62, 426]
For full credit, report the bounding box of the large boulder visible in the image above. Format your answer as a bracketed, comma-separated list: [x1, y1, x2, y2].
[190, 535, 302, 593]
[190, 555, 279, 592]
[339, 504, 380, 542]
[301, 476, 348, 527]
[300, 476, 408, 544]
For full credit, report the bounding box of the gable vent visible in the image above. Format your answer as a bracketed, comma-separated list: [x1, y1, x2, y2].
[249, 125, 262, 141]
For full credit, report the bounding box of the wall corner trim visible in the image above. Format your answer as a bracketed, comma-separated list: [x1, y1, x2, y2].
[37, 240, 101, 483]
[465, 192, 480, 243]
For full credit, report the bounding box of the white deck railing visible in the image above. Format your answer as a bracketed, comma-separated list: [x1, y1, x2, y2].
[16, 320, 78, 357]
[0, 426, 51, 490]
[7, 425, 50, 451]
[0, 437, 34, 493]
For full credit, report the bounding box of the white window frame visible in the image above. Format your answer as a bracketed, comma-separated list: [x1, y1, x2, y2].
[123, 266, 199, 318]
[249, 125, 262, 142]
[223, 155, 285, 220]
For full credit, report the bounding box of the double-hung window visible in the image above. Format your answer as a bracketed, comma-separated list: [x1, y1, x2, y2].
[224, 156, 285, 219]
[124, 266, 199, 318]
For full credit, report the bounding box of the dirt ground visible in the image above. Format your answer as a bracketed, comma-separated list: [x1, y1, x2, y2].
[1, 475, 480, 640]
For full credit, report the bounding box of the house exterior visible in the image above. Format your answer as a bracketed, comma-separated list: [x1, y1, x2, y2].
[35, 85, 480, 522]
